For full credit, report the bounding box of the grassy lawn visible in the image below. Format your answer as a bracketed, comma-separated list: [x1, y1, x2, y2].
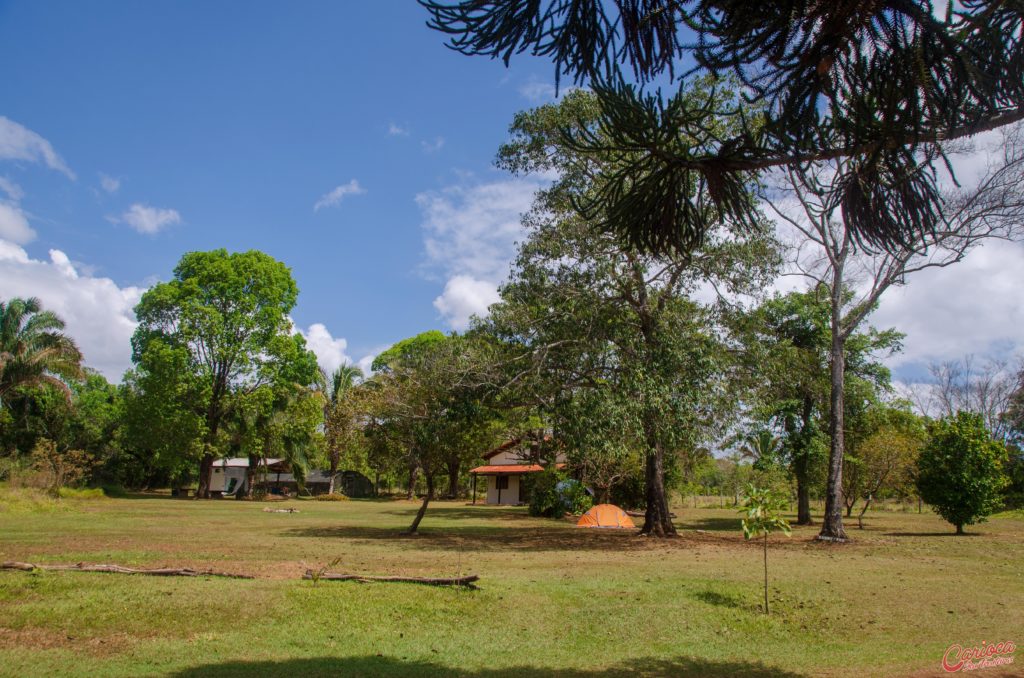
[0, 494, 1021, 677]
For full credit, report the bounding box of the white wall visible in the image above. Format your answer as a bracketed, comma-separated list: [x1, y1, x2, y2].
[485, 474, 520, 505]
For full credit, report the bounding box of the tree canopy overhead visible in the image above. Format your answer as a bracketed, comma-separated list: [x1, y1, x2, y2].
[422, 1, 1024, 254]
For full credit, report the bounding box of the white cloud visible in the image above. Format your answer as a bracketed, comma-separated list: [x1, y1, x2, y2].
[421, 137, 445, 153]
[388, 123, 410, 137]
[116, 203, 181, 235]
[0, 240, 144, 381]
[0, 116, 75, 179]
[99, 173, 120, 194]
[417, 176, 544, 329]
[870, 239, 1024, 373]
[433, 275, 501, 331]
[518, 79, 557, 102]
[0, 202, 35, 244]
[313, 179, 365, 212]
[294, 320, 382, 379]
[0, 176, 24, 201]
[297, 322, 353, 375]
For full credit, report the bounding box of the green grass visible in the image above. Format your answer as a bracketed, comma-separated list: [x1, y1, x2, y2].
[0, 494, 1021, 677]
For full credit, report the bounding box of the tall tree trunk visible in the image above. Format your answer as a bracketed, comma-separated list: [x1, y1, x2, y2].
[796, 475, 812, 525]
[196, 453, 214, 498]
[640, 424, 676, 537]
[818, 279, 848, 542]
[794, 396, 815, 525]
[407, 471, 435, 534]
[446, 460, 459, 500]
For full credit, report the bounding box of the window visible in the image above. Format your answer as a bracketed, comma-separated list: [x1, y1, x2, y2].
[495, 476, 509, 490]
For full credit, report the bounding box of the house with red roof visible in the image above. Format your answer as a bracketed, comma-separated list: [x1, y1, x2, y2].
[469, 437, 565, 505]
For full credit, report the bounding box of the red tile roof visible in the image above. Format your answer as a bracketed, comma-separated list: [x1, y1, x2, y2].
[469, 463, 564, 475]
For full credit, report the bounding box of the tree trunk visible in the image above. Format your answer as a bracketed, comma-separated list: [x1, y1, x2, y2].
[857, 494, 872, 529]
[407, 472, 435, 534]
[446, 461, 459, 500]
[794, 396, 815, 525]
[328, 455, 339, 495]
[818, 280, 848, 542]
[196, 453, 214, 499]
[406, 463, 418, 500]
[242, 454, 259, 499]
[640, 429, 676, 537]
[956, 523, 964, 535]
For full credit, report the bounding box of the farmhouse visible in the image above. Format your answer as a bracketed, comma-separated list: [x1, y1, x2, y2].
[469, 438, 565, 505]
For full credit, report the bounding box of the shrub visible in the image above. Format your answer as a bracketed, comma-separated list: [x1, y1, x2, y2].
[916, 412, 1008, 534]
[29, 440, 99, 496]
[315, 493, 350, 501]
[529, 469, 592, 517]
[57, 487, 107, 500]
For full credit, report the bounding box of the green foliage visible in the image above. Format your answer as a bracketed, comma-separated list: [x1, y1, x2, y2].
[129, 249, 321, 492]
[0, 297, 83, 407]
[916, 412, 1009, 533]
[424, 2, 1024, 254]
[739, 483, 792, 615]
[56, 487, 107, 500]
[371, 330, 447, 372]
[739, 485, 792, 541]
[527, 468, 589, 518]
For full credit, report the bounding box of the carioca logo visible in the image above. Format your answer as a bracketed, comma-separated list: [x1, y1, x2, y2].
[942, 640, 1016, 672]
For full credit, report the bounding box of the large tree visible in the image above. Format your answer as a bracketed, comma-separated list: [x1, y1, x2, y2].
[0, 297, 83, 408]
[131, 249, 320, 497]
[322, 364, 365, 495]
[765, 128, 1024, 541]
[742, 289, 900, 525]
[484, 88, 778, 536]
[367, 331, 499, 533]
[423, 1, 1024, 255]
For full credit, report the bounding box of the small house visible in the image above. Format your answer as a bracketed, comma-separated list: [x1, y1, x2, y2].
[469, 438, 565, 505]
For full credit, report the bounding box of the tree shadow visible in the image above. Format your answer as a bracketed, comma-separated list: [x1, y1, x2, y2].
[376, 505, 534, 522]
[282, 524, 664, 553]
[882, 531, 982, 537]
[168, 654, 806, 677]
[690, 589, 749, 610]
[680, 516, 742, 532]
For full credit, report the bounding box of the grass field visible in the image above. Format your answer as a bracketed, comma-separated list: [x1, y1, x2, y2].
[0, 493, 1021, 677]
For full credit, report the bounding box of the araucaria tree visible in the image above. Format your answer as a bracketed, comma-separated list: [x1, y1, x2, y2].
[131, 249, 321, 498]
[916, 412, 1008, 535]
[423, 1, 1024, 255]
[765, 129, 1024, 541]
[485, 89, 779, 537]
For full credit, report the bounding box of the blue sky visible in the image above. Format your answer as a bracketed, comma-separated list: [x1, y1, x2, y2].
[1, 1, 1022, 384]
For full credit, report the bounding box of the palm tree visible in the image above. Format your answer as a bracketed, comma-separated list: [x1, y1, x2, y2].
[0, 297, 83, 405]
[738, 431, 783, 467]
[322, 364, 363, 494]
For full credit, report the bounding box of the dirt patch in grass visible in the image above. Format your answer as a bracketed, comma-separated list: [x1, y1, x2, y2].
[0, 626, 140, 657]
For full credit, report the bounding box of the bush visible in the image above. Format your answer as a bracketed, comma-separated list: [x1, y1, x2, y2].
[916, 412, 1008, 534]
[529, 469, 592, 517]
[314, 493, 350, 501]
[57, 487, 107, 500]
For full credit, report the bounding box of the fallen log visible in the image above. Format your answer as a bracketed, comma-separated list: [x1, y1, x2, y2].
[303, 570, 479, 589]
[262, 507, 299, 513]
[1, 561, 254, 579]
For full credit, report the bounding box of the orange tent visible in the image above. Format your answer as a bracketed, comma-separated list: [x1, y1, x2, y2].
[576, 504, 636, 529]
